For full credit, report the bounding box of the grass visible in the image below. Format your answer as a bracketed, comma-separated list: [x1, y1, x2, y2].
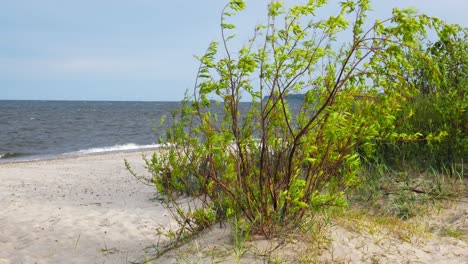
[332, 207, 429, 243]
[295, 214, 333, 264]
[134, 163, 465, 263]
[351, 162, 465, 217]
[230, 215, 251, 263]
[440, 226, 464, 239]
[148, 212, 331, 263]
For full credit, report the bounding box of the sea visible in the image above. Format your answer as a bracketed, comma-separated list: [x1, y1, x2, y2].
[0, 99, 305, 163]
[0, 100, 184, 163]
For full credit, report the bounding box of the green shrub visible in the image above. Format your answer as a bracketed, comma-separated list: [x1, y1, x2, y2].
[139, 0, 455, 237]
[377, 27, 467, 172]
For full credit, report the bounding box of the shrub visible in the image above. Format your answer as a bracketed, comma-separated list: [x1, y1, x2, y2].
[378, 27, 467, 171]
[141, 0, 453, 237]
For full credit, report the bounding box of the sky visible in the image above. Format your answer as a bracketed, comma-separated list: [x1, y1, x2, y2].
[1, 0, 467, 101]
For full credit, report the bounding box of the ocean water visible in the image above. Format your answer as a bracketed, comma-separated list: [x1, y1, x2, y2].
[0, 100, 304, 163]
[0, 100, 182, 162]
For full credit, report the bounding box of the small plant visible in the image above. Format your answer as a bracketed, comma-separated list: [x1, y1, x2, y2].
[230, 213, 251, 263]
[191, 206, 217, 229]
[440, 226, 464, 239]
[389, 189, 417, 220]
[296, 214, 332, 264]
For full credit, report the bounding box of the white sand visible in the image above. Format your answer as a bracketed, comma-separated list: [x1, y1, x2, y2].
[0, 151, 171, 263]
[1, 152, 466, 263]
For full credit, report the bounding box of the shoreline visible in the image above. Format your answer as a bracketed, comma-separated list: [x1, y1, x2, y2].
[0, 147, 163, 165]
[0, 150, 171, 263]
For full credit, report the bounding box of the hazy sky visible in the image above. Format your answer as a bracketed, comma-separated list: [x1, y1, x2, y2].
[1, 0, 467, 101]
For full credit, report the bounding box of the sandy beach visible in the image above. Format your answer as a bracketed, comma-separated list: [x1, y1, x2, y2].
[1, 151, 467, 263]
[0, 151, 172, 263]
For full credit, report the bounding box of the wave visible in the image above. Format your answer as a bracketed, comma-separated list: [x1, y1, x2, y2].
[0, 144, 173, 162]
[71, 143, 166, 156]
[0, 152, 32, 160]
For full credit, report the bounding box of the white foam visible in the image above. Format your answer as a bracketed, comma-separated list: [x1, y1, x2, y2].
[72, 143, 166, 155]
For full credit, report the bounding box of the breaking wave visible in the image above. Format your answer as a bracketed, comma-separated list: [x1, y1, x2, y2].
[72, 143, 164, 155]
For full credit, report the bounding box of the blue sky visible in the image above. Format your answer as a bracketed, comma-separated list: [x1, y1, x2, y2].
[1, 0, 467, 101]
